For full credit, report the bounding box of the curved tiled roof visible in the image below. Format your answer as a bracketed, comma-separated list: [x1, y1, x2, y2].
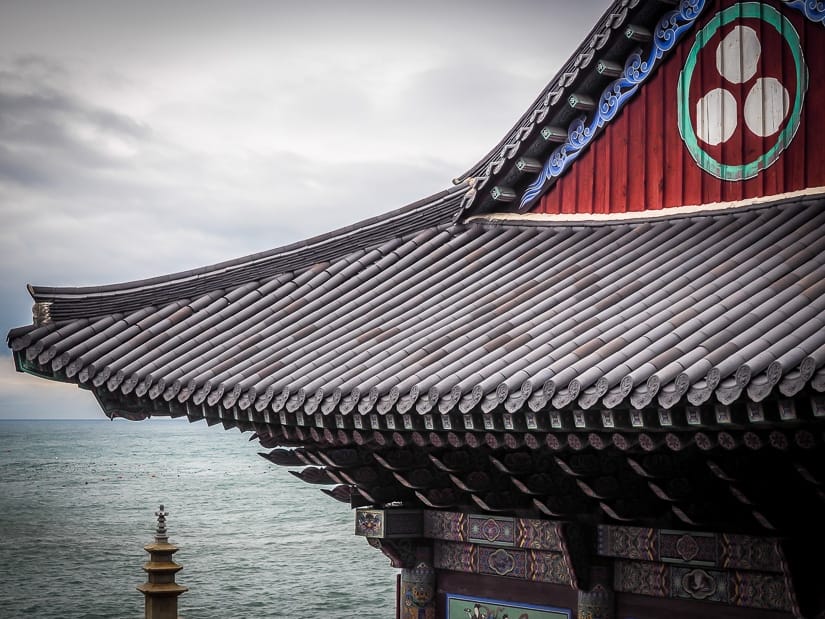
[9, 193, 825, 421]
[26, 185, 467, 322]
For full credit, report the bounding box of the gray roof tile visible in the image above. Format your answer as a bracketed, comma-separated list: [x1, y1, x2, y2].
[8, 194, 825, 420]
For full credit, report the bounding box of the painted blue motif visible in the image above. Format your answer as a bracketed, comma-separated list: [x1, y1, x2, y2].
[519, 0, 708, 211]
[781, 0, 825, 25]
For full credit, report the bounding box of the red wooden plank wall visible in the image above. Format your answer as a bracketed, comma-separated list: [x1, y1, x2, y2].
[533, 0, 825, 215]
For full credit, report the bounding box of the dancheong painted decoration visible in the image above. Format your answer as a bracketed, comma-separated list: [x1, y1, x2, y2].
[678, 3, 808, 181]
[7, 0, 825, 617]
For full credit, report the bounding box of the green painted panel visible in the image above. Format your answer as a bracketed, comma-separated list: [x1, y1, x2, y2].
[446, 594, 570, 619]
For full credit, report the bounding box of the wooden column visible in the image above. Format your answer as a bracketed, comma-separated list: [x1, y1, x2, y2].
[400, 561, 436, 619]
[577, 566, 614, 619]
[137, 505, 188, 619]
[354, 508, 435, 618]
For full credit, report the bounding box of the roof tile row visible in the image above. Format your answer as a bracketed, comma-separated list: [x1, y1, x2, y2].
[27, 186, 465, 321]
[9, 195, 825, 420]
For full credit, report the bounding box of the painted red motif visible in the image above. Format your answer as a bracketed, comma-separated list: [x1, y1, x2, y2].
[679, 3, 806, 179]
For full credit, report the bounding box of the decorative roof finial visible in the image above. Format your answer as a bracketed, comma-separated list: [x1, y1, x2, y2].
[32, 301, 53, 326]
[154, 504, 168, 543]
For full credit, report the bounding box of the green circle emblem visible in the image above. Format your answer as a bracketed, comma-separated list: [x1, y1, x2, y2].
[677, 2, 808, 181]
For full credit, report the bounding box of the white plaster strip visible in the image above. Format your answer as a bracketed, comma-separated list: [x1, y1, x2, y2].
[467, 186, 825, 224]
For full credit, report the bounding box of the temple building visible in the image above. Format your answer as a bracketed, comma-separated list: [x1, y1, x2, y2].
[7, 0, 825, 617]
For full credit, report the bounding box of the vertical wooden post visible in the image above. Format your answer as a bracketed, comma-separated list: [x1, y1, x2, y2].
[137, 505, 188, 619]
[399, 562, 436, 619]
[577, 565, 614, 619]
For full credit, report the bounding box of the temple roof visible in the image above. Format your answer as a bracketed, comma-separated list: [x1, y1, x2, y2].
[9, 191, 825, 420]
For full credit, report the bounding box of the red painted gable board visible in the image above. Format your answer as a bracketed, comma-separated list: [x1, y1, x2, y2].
[532, 0, 825, 215]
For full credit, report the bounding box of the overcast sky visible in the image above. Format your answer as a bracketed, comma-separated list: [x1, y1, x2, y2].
[0, 0, 610, 418]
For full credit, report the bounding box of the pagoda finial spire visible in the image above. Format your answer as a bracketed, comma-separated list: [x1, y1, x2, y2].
[154, 504, 168, 543]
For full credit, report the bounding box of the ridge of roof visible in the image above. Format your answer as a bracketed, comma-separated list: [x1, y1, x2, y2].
[454, 0, 642, 185]
[456, 0, 699, 215]
[26, 184, 468, 322]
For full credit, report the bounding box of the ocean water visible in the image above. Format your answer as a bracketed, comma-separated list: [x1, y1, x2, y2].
[0, 419, 397, 618]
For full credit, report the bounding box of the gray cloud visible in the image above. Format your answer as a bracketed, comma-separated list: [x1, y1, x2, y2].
[0, 57, 455, 342]
[0, 58, 152, 198]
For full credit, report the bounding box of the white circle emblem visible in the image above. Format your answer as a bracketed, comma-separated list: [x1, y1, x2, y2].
[744, 77, 790, 137]
[696, 88, 738, 146]
[716, 25, 761, 84]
